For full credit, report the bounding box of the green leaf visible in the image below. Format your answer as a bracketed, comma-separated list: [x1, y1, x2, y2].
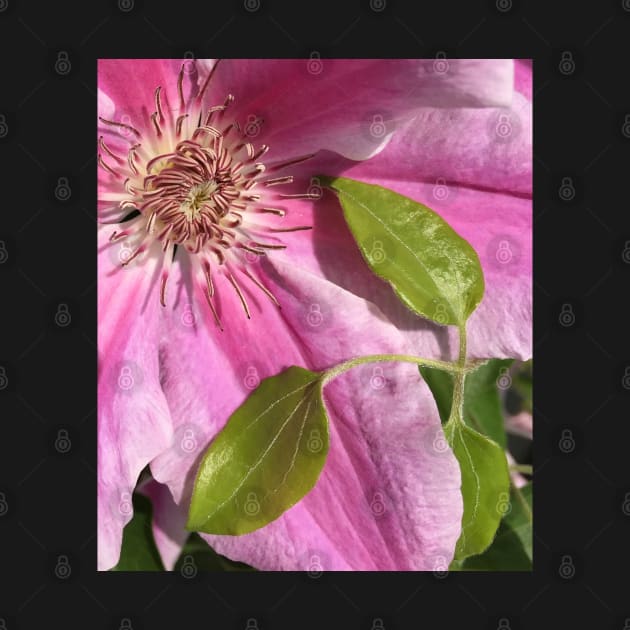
[459, 483, 532, 570]
[503, 482, 532, 560]
[512, 360, 533, 414]
[419, 365, 454, 423]
[321, 175, 484, 326]
[444, 417, 510, 562]
[112, 494, 164, 571]
[458, 521, 531, 570]
[187, 366, 329, 535]
[174, 534, 255, 572]
[421, 359, 513, 447]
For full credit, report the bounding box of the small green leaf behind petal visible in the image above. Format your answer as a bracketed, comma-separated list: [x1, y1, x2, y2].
[321, 176, 484, 327]
[112, 494, 164, 571]
[503, 482, 533, 562]
[460, 483, 532, 570]
[421, 359, 513, 448]
[444, 418, 510, 562]
[187, 366, 329, 536]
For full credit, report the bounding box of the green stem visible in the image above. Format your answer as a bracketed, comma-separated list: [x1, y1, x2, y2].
[510, 479, 533, 523]
[509, 464, 533, 476]
[321, 353, 462, 387]
[446, 325, 468, 427]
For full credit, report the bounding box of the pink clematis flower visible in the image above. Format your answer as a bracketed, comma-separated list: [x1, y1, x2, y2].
[98, 58, 528, 571]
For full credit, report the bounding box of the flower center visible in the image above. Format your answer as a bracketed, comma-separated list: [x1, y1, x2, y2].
[181, 181, 218, 222]
[98, 62, 317, 328]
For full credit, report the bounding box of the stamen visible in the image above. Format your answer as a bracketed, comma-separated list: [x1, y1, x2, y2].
[160, 242, 174, 307]
[177, 64, 186, 111]
[278, 193, 321, 200]
[100, 62, 314, 325]
[226, 271, 250, 319]
[203, 287, 223, 330]
[98, 154, 121, 178]
[150, 112, 162, 137]
[124, 178, 138, 194]
[251, 145, 269, 162]
[269, 226, 313, 233]
[154, 86, 165, 121]
[234, 142, 255, 159]
[196, 59, 221, 103]
[193, 125, 221, 140]
[262, 176, 294, 187]
[99, 116, 141, 138]
[121, 242, 148, 266]
[243, 268, 280, 308]
[176, 114, 188, 136]
[250, 241, 287, 250]
[222, 121, 240, 141]
[258, 207, 286, 216]
[240, 244, 265, 255]
[146, 211, 158, 234]
[127, 148, 139, 175]
[266, 153, 316, 172]
[99, 136, 124, 163]
[203, 261, 215, 297]
[109, 229, 131, 242]
[204, 105, 225, 125]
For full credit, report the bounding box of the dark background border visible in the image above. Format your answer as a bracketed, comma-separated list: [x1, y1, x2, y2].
[1, 0, 628, 628]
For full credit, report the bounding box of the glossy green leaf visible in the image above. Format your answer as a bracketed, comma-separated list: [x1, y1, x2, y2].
[321, 175, 484, 326]
[421, 359, 513, 447]
[444, 416, 510, 562]
[187, 366, 329, 535]
[112, 493, 164, 571]
[459, 483, 532, 570]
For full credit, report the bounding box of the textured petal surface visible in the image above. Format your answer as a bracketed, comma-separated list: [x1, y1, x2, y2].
[342, 90, 532, 195]
[97, 228, 174, 570]
[98, 59, 197, 125]
[140, 478, 189, 571]
[196, 59, 514, 162]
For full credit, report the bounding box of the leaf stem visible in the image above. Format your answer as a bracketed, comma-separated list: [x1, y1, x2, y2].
[509, 464, 533, 475]
[446, 325, 468, 428]
[321, 354, 463, 387]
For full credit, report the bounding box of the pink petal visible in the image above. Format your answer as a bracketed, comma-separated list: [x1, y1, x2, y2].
[198, 59, 514, 162]
[505, 411, 533, 440]
[150, 258, 462, 570]
[515, 59, 532, 101]
[97, 228, 174, 570]
[139, 478, 189, 571]
[344, 90, 532, 196]
[98, 88, 115, 120]
[506, 452, 528, 489]
[98, 59, 198, 125]
[97, 59, 205, 159]
[147, 268, 250, 505]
